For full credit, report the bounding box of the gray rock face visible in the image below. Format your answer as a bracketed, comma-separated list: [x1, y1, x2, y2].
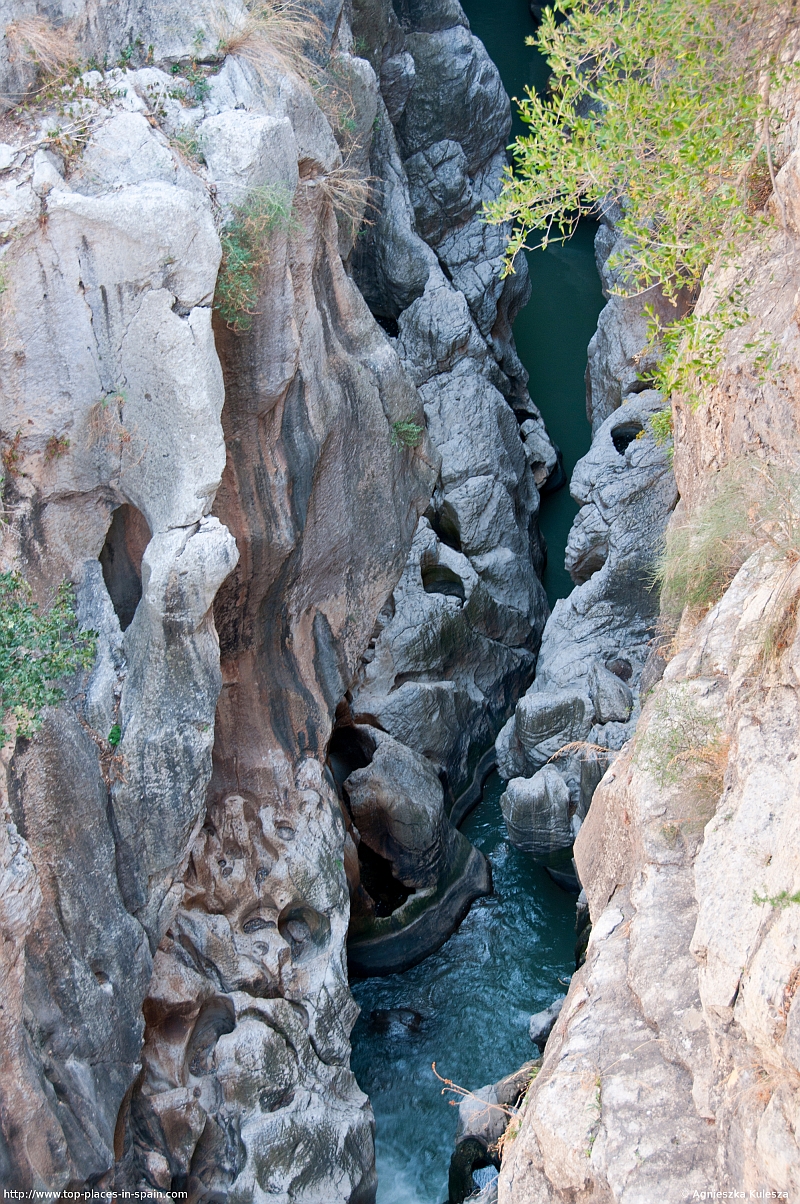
[349, 0, 554, 801]
[500, 769, 572, 857]
[0, 4, 437, 1196]
[0, 0, 561, 1196]
[528, 996, 566, 1051]
[498, 137, 800, 1202]
[496, 390, 676, 851]
[588, 662, 633, 724]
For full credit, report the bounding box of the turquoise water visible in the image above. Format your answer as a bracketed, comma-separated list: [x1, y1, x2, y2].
[461, 0, 606, 603]
[350, 776, 576, 1204]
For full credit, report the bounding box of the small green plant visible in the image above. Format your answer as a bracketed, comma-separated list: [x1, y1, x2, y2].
[45, 434, 70, 461]
[170, 129, 206, 164]
[0, 572, 96, 747]
[214, 185, 296, 332]
[391, 418, 424, 449]
[108, 723, 121, 747]
[117, 38, 143, 68]
[648, 408, 673, 447]
[753, 888, 800, 908]
[170, 59, 211, 105]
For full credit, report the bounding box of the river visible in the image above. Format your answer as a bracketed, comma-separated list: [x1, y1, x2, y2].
[350, 4, 605, 1199]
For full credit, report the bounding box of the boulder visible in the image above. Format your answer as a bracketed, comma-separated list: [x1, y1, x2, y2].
[496, 690, 592, 781]
[342, 726, 492, 974]
[528, 995, 566, 1050]
[499, 767, 573, 856]
[589, 662, 634, 723]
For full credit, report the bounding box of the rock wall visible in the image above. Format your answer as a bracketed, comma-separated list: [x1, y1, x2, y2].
[497, 105, 800, 1202]
[347, 0, 552, 803]
[0, 0, 551, 1196]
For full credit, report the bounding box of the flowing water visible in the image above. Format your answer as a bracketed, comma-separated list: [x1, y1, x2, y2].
[350, 5, 606, 1198]
[350, 775, 577, 1204]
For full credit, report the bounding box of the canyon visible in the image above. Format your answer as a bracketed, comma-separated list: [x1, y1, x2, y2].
[1, 0, 799, 1201]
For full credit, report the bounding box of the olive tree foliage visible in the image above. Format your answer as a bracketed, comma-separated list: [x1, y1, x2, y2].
[485, 0, 800, 392]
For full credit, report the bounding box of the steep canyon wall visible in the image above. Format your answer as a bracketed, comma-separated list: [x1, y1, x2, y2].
[496, 96, 800, 1204]
[0, 0, 553, 1196]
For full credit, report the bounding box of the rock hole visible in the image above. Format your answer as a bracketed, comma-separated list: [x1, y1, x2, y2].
[605, 657, 632, 682]
[99, 503, 151, 630]
[357, 841, 414, 917]
[186, 996, 235, 1077]
[421, 562, 466, 601]
[424, 502, 462, 552]
[375, 313, 399, 338]
[449, 1137, 496, 1204]
[610, 422, 644, 456]
[327, 722, 377, 794]
[277, 904, 331, 962]
[242, 915, 274, 933]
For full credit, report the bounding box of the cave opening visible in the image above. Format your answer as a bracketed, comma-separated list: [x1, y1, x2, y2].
[421, 562, 467, 601]
[357, 840, 414, 917]
[99, 503, 151, 630]
[424, 502, 462, 552]
[327, 720, 377, 794]
[610, 422, 644, 455]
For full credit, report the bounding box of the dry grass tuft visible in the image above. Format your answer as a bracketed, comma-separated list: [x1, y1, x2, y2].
[213, 0, 325, 83]
[87, 393, 132, 451]
[5, 16, 78, 78]
[316, 161, 373, 233]
[634, 682, 729, 830]
[656, 457, 800, 630]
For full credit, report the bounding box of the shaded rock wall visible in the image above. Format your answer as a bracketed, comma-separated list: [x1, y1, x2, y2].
[0, 1, 436, 1194]
[348, 0, 552, 800]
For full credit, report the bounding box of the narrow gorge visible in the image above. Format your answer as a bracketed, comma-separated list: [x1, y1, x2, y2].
[1, 0, 799, 1201]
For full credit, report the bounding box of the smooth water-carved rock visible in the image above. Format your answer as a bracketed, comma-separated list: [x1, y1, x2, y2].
[496, 390, 676, 853]
[499, 768, 573, 857]
[337, 723, 492, 975]
[350, 0, 553, 799]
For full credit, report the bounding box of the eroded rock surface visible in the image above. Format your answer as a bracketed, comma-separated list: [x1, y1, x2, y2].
[0, 0, 551, 1195]
[0, 1, 437, 1194]
[348, 0, 552, 801]
[495, 389, 676, 850]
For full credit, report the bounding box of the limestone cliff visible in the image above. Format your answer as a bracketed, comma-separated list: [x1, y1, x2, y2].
[497, 94, 800, 1204]
[0, 0, 550, 1196]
